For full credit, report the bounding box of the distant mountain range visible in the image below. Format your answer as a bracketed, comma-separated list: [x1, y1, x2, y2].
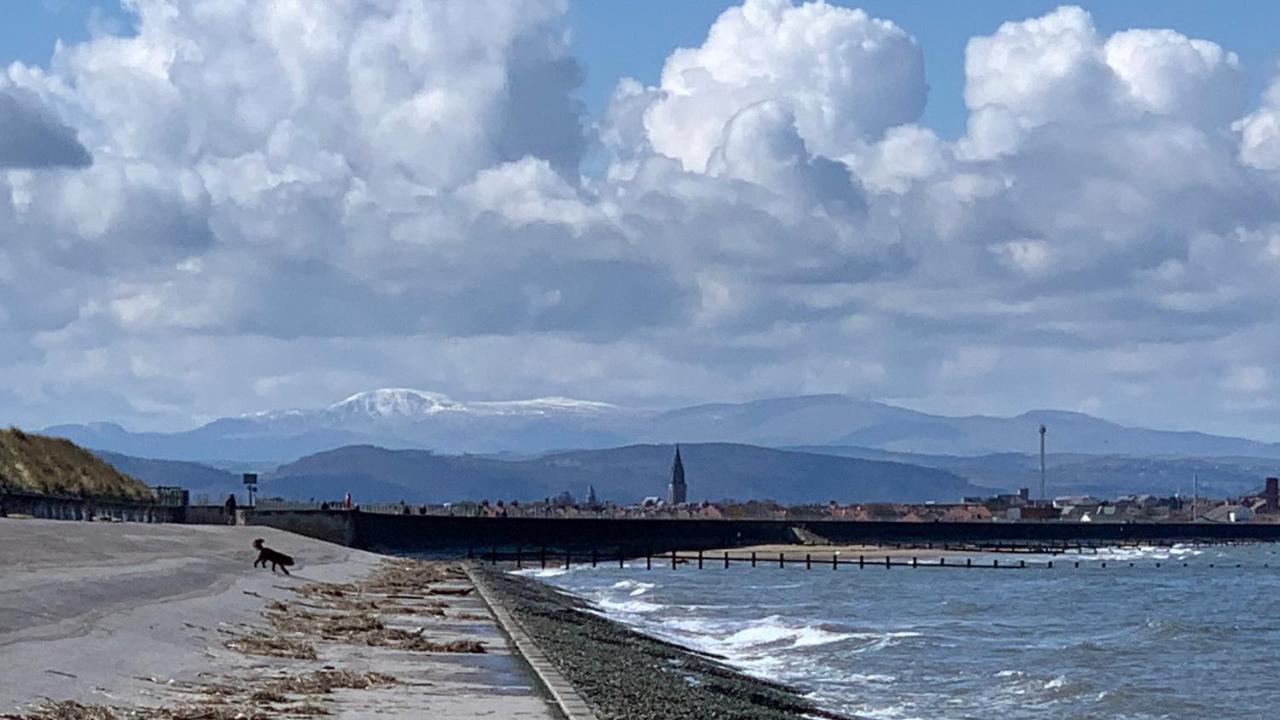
[97, 442, 1277, 506]
[94, 451, 243, 503]
[796, 447, 1278, 498]
[45, 388, 1280, 461]
[250, 443, 982, 505]
[92, 442, 978, 505]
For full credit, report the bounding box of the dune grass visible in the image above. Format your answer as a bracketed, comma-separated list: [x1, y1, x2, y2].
[0, 427, 152, 501]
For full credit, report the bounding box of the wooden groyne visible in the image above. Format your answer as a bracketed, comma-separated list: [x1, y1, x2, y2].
[468, 547, 1275, 572]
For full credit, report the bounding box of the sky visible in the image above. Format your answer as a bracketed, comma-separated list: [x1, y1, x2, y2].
[2, 0, 1280, 439]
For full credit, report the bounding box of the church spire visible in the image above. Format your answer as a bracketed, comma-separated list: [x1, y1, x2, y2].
[668, 444, 687, 505]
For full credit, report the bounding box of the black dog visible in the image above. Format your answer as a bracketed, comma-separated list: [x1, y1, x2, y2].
[252, 538, 295, 575]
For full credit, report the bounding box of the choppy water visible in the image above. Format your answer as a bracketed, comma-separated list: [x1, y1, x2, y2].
[525, 544, 1280, 719]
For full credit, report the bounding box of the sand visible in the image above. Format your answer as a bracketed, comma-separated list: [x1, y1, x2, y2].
[0, 518, 556, 719]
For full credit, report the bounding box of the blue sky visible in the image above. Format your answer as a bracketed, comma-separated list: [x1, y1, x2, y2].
[568, 0, 1280, 137]
[12, 1, 1279, 139]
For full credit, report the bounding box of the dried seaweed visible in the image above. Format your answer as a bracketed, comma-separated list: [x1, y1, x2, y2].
[223, 632, 317, 660]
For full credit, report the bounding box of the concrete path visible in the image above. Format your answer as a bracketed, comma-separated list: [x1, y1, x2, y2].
[0, 518, 557, 718]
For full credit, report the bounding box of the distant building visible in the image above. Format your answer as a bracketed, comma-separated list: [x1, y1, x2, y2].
[586, 484, 598, 505]
[1204, 504, 1254, 523]
[668, 445, 687, 505]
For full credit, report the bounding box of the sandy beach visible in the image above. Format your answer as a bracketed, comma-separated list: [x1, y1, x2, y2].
[0, 519, 556, 719]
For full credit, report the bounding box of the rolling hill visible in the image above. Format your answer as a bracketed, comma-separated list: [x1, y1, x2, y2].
[94, 451, 244, 503]
[261, 442, 984, 505]
[797, 446, 1279, 498]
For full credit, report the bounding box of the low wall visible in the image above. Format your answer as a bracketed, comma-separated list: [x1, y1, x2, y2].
[246, 509, 358, 547]
[0, 489, 178, 523]
[182, 505, 238, 525]
[354, 515, 794, 554]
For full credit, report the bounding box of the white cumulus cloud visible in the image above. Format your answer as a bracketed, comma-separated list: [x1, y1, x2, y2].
[2, 1, 1280, 443]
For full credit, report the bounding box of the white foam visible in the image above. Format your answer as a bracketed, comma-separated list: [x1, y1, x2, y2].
[595, 597, 664, 614]
[510, 567, 573, 578]
[608, 579, 657, 597]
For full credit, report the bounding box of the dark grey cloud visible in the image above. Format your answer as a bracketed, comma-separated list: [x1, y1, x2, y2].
[0, 88, 91, 169]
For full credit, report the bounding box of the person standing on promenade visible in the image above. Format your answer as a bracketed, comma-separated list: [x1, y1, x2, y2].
[224, 493, 237, 525]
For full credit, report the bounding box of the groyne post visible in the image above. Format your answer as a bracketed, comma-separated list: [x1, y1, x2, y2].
[724, 552, 730, 569]
[805, 553, 811, 570]
[751, 551, 757, 567]
[698, 550, 703, 569]
[778, 552, 785, 569]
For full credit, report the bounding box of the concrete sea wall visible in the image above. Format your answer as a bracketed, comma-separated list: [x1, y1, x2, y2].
[243, 510, 1280, 553]
[0, 488, 177, 523]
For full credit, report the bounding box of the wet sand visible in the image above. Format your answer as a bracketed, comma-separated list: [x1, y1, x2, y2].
[0, 519, 556, 719]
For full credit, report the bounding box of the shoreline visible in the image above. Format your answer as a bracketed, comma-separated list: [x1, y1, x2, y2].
[471, 565, 855, 720]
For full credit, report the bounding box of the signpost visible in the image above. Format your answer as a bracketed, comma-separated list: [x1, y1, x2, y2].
[243, 473, 258, 508]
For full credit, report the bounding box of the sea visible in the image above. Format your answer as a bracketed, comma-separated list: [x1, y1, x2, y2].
[520, 544, 1280, 720]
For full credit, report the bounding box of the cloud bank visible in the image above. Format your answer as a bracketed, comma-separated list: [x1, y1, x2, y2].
[3, 0, 1280, 440]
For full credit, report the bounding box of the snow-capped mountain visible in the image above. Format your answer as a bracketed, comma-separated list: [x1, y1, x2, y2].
[41, 390, 1280, 463]
[320, 389, 619, 423]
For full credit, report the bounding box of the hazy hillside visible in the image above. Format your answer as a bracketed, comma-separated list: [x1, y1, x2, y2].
[95, 451, 244, 502]
[649, 398, 1280, 457]
[801, 446, 1278, 498]
[262, 442, 984, 504]
[0, 428, 152, 501]
[44, 390, 1280, 461]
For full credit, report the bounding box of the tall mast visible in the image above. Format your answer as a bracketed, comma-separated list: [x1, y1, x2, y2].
[1039, 424, 1047, 502]
[1192, 472, 1198, 522]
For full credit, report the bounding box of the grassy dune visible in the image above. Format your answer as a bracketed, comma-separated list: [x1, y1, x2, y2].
[0, 427, 152, 501]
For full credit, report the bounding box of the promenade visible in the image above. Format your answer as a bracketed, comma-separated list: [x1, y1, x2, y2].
[0, 519, 556, 719]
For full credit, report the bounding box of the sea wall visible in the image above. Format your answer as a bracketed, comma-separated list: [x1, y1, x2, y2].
[182, 505, 237, 525]
[352, 514, 794, 554]
[241, 510, 1280, 553]
[0, 488, 177, 523]
[246, 508, 358, 546]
